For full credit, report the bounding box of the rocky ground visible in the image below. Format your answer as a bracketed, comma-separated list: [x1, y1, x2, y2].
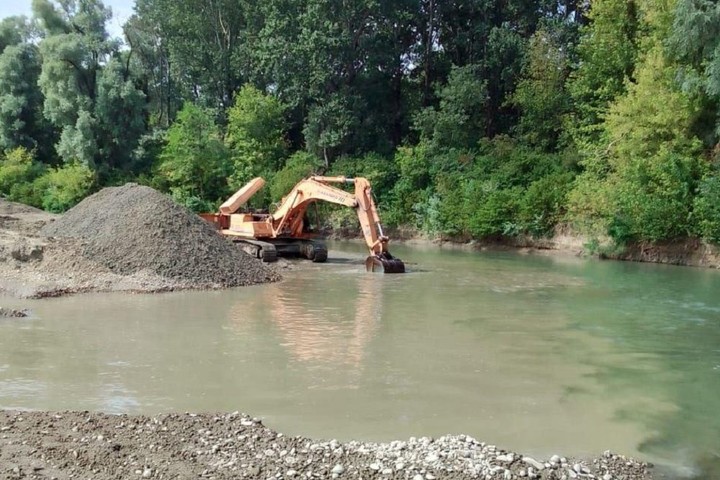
[0, 411, 654, 480]
[0, 185, 280, 299]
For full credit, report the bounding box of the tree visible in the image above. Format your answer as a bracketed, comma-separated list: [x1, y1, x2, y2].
[225, 85, 287, 187]
[33, 0, 146, 178]
[157, 103, 231, 207]
[134, 0, 249, 110]
[567, 0, 642, 145]
[414, 65, 488, 151]
[511, 28, 570, 151]
[670, 0, 720, 144]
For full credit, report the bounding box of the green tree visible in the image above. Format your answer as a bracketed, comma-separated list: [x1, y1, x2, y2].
[225, 85, 287, 187]
[511, 28, 570, 151]
[33, 0, 146, 178]
[0, 147, 46, 207]
[134, 0, 249, 110]
[569, 45, 703, 242]
[157, 103, 231, 207]
[670, 0, 720, 144]
[567, 0, 642, 145]
[414, 65, 488, 150]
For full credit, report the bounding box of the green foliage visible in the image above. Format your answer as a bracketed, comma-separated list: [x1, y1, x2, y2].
[567, 0, 641, 144]
[670, 0, 720, 143]
[269, 151, 323, 203]
[34, 162, 95, 212]
[0, 147, 46, 206]
[519, 171, 575, 237]
[225, 85, 287, 188]
[693, 171, 720, 242]
[414, 65, 488, 150]
[157, 103, 232, 203]
[329, 153, 397, 201]
[303, 94, 358, 167]
[386, 144, 432, 227]
[569, 44, 704, 243]
[511, 28, 570, 151]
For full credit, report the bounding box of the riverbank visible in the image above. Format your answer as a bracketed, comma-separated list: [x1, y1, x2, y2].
[0, 410, 654, 480]
[331, 226, 720, 269]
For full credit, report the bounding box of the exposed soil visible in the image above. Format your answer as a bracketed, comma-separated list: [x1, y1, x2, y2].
[0, 186, 280, 298]
[0, 410, 654, 480]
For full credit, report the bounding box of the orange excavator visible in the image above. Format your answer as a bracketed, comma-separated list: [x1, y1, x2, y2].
[200, 176, 405, 273]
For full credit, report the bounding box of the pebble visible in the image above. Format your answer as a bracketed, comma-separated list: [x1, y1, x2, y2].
[425, 453, 439, 463]
[331, 464, 344, 474]
[523, 457, 544, 470]
[142, 468, 152, 478]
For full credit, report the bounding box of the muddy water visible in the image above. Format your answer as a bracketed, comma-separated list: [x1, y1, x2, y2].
[1, 242, 720, 477]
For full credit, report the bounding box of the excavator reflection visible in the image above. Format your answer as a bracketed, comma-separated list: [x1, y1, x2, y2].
[227, 273, 383, 375]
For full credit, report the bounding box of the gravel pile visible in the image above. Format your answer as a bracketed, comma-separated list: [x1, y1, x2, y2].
[0, 411, 654, 480]
[40, 184, 280, 288]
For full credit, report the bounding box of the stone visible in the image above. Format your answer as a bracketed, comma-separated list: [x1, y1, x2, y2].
[523, 457, 544, 471]
[142, 468, 152, 478]
[331, 464, 344, 475]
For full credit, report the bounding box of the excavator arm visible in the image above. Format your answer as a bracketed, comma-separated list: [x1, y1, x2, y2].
[269, 176, 405, 273]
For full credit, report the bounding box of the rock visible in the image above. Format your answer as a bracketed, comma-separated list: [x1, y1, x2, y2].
[142, 468, 152, 478]
[331, 464, 344, 475]
[496, 454, 514, 463]
[523, 457, 545, 471]
[603, 475, 613, 480]
[550, 455, 561, 465]
[425, 453, 439, 463]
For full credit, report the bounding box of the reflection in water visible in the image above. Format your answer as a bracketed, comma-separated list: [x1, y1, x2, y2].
[228, 273, 383, 388]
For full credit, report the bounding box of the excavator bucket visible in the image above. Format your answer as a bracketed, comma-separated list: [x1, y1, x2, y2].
[365, 252, 406, 274]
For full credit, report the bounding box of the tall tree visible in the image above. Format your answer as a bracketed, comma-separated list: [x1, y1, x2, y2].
[670, 0, 720, 145]
[0, 16, 56, 161]
[33, 0, 146, 178]
[134, 0, 249, 110]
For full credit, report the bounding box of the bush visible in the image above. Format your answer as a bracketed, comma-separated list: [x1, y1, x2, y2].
[519, 171, 575, 237]
[269, 151, 323, 203]
[466, 183, 523, 238]
[329, 152, 398, 201]
[693, 173, 720, 243]
[34, 162, 95, 212]
[0, 147, 46, 207]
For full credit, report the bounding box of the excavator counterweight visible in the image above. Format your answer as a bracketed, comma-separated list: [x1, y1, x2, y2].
[201, 176, 405, 273]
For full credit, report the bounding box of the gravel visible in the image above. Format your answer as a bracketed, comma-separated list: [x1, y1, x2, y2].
[0, 411, 655, 480]
[40, 183, 280, 288]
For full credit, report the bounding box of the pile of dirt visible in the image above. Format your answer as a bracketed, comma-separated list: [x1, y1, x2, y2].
[40, 184, 280, 288]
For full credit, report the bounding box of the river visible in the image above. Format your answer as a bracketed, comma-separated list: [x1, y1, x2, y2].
[1, 241, 719, 478]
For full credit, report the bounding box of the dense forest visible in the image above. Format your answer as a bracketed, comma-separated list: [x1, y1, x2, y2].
[1, 0, 720, 248]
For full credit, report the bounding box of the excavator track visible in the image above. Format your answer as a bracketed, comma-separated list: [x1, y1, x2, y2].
[365, 252, 405, 274]
[234, 239, 278, 263]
